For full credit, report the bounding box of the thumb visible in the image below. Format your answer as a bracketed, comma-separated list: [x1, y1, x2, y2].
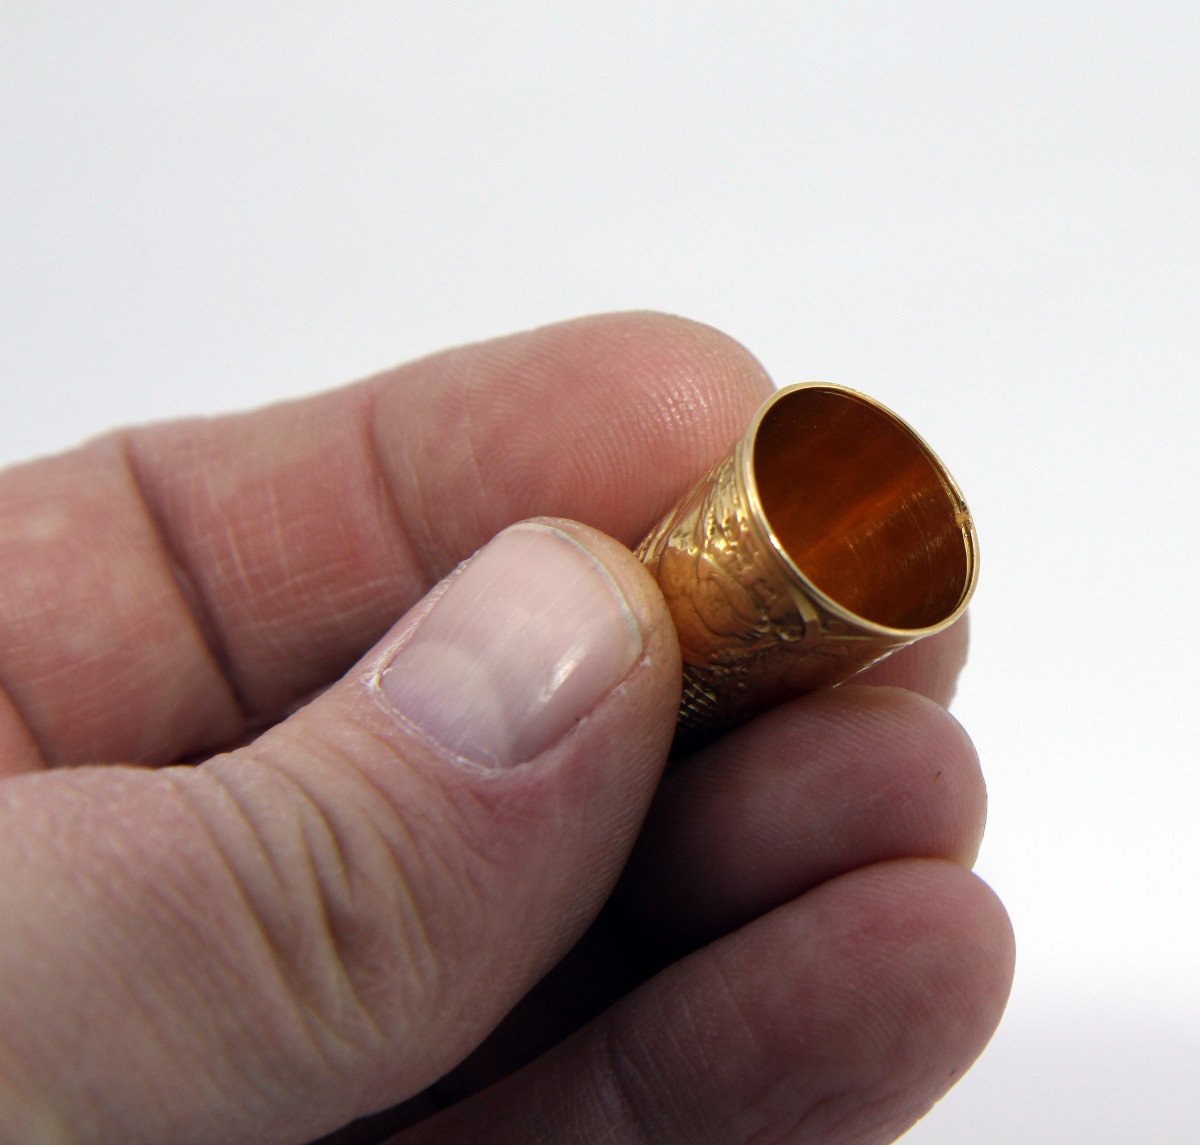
[0, 520, 680, 1145]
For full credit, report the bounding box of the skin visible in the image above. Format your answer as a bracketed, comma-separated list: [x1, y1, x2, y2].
[0, 313, 1013, 1144]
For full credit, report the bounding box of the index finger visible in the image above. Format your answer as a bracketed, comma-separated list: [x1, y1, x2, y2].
[0, 312, 771, 767]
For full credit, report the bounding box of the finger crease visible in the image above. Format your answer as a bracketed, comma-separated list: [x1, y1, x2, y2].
[115, 432, 253, 730]
[592, 1021, 664, 1145]
[361, 386, 443, 592]
[0, 676, 51, 772]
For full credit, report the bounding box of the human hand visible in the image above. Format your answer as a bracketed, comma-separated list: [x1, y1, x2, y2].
[0, 313, 1013, 1144]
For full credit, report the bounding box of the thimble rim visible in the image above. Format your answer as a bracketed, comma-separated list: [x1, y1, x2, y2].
[737, 381, 980, 639]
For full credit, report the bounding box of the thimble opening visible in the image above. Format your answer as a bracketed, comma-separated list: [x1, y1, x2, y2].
[752, 386, 975, 632]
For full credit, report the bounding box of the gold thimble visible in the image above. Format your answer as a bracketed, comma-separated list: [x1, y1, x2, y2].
[636, 383, 978, 741]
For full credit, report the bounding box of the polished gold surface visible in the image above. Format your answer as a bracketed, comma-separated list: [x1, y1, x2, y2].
[636, 383, 977, 740]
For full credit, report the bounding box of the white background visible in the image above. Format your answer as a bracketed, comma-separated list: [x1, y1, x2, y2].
[3, 3, 1198, 1140]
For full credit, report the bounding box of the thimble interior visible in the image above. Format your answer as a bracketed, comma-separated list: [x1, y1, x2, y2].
[752, 386, 974, 631]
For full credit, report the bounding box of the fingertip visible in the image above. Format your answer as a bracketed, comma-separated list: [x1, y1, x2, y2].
[854, 613, 970, 706]
[858, 860, 1016, 1105]
[840, 854, 1017, 1113]
[374, 521, 654, 770]
[620, 683, 989, 952]
[381, 311, 777, 564]
[833, 683, 988, 866]
[523, 310, 777, 425]
[684, 859, 1016, 1143]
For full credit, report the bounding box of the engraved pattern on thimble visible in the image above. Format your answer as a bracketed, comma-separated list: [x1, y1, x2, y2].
[637, 451, 819, 732]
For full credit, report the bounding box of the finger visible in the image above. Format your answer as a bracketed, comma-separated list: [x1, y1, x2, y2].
[400, 684, 988, 1108]
[0, 312, 769, 769]
[0, 309, 768, 768]
[393, 860, 1015, 1145]
[852, 615, 970, 706]
[0, 521, 680, 1144]
[0, 451, 247, 771]
[619, 684, 987, 952]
